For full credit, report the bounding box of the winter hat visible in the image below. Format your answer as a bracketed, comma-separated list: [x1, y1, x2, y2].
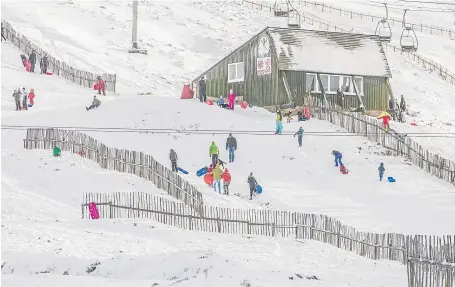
[229, 89, 233, 94]
[224, 168, 229, 172]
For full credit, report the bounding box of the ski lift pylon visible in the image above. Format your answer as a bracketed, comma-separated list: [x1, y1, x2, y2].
[375, 3, 392, 43]
[400, 9, 418, 52]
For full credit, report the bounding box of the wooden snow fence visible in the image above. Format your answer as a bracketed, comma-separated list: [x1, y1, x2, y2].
[1, 19, 117, 92]
[81, 191, 455, 287]
[310, 107, 455, 186]
[23, 128, 204, 214]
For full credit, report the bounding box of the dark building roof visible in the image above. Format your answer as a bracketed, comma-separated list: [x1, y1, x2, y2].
[268, 27, 392, 78]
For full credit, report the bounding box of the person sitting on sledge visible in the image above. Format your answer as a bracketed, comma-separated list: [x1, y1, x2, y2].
[53, 145, 61, 157]
[332, 150, 343, 167]
[222, 168, 231, 195]
[247, 172, 258, 200]
[217, 95, 230, 109]
[340, 164, 349, 174]
[86, 96, 101, 111]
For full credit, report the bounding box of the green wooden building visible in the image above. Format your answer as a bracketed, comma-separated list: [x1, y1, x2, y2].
[192, 27, 393, 110]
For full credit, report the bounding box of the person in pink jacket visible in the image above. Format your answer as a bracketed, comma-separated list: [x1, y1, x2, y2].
[228, 89, 236, 110]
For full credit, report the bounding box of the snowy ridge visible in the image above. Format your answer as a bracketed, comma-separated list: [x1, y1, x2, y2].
[1, 19, 117, 92]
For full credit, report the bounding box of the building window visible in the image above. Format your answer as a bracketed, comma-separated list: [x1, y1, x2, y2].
[228, 62, 244, 83]
[306, 73, 317, 92]
[340, 76, 352, 94]
[329, 75, 340, 93]
[320, 75, 329, 92]
[354, 76, 364, 95]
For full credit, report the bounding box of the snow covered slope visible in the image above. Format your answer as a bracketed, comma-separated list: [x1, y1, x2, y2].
[1, 0, 302, 95]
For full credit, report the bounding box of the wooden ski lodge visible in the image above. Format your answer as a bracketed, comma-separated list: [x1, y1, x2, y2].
[192, 27, 393, 110]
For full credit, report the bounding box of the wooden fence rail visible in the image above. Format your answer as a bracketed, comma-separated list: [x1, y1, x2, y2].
[81, 191, 455, 266]
[241, 0, 455, 86]
[23, 128, 204, 214]
[309, 107, 455, 186]
[1, 19, 117, 92]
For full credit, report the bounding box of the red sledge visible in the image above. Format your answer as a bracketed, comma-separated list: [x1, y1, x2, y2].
[241, 101, 248, 109]
[340, 165, 349, 174]
[204, 173, 214, 185]
[94, 83, 99, 90]
[46, 71, 53, 76]
[206, 99, 214, 106]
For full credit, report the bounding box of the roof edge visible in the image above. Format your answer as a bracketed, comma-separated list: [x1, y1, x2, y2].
[191, 26, 270, 84]
[267, 26, 381, 39]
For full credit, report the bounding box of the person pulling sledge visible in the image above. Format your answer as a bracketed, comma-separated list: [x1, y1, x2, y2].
[97, 76, 106, 96]
[86, 96, 101, 111]
[169, 149, 178, 172]
[247, 172, 258, 200]
[199, 76, 206, 103]
[222, 168, 231, 195]
[226, 133, 237, 163]
[53, 145, 61, 157]
[212, 164, 222, 194]
[294, 126, 304, 147]
[332, 150, 343, 167]
[209, 141, 219, 167]
[378, 163, 385, 181]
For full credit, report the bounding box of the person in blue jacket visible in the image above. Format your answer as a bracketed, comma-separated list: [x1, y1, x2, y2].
[378, 163, 385, 181]
[294, 126, 304, 147]
[332, 150, 343, 167]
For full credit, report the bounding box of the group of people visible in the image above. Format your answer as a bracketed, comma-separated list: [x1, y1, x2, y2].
[21, 51, 49, 74]
[12, 87, 36, 111]
[199, 77, 237, 110]
[388, 95, 407, 123]
[168, 132, 260, 200]
[332, 150, 387, 181]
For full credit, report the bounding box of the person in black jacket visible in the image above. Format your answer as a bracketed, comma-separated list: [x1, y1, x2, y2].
[29, 51, 36, 73]
[226, 133, 237, 163]
[199, 76, 206, 103]
[41, 54, 49, 74]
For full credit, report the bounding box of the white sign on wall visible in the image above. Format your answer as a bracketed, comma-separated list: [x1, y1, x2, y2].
[257, 57, 271, 76]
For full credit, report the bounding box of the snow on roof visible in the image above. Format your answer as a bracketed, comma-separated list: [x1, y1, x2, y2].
[268, 28, 392, 78]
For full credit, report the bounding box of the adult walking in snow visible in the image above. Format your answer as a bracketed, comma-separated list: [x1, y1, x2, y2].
[247, 172, 258, 200]
[12, 89, 21, 111]
[97, 76, 106, 96]
[209, 141, 219, 167]
[212, 164, 222, 194]
[86, 96, 101, 111]
[294, 126, 304, 147]
[29, 51, 36, 73]
[21, 88, 28, 110]
[40, 54, 49, 75]
[199, 76, 207, 103]
[399, 95, 406, 113]
[226, 133, 237, 163]
[336, 89, 345, 110]
[222, 168, 231, 195]
[228, 89, 236, 110]
[169, 149, 178, 172]
[28, 89, 36, 106]
[378, 163, 385, 181]
[332, 150, 343, 167]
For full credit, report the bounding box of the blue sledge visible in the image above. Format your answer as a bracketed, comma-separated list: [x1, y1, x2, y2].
[177, 167, 189, 174]
[387, 177, 396, 183]
[256, 185, 263, 194]
[196, 167, 208, 177]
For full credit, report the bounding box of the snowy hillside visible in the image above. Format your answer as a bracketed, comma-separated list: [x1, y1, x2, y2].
[2, 0, 455, 286]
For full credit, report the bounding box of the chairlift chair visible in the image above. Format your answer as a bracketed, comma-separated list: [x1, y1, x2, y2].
[400, 9, 418, 52]
[274, 0, 289, 17]
[286, 0, 301, 29]
[374, 4, 392, 43]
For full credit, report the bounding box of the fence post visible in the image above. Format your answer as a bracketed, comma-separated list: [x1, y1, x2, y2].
[217, 217, 221, 233]
[109, 201, 113, 219]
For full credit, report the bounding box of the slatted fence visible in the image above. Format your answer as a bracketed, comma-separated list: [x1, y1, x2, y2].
[82, 191, 455, 283]
[24, 128, 204, 214]
[309, 107, 455, 186]
[241, 0, 455, 86]
[1, 19, 117, 92]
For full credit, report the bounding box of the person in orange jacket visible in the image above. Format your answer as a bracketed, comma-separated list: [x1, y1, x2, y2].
[28, 89, 36, 106]
[221, 168, 231, 195]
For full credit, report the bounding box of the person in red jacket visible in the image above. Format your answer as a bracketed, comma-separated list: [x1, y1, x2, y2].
[97, 76, 105, 96]
[221, 168, 231, 195]
[28, 89, 35, 106]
